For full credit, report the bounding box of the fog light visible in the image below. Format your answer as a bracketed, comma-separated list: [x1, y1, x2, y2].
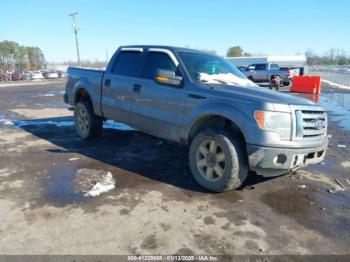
[274, 154, 287, 165]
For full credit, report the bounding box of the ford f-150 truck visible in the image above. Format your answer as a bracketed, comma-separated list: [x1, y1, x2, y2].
[64, 45, 328, 192]
[243, 63, 299, 87]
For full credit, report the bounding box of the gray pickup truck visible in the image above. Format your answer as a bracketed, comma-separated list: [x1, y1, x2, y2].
[64, 45, 328, 192]
[243, 63, 298, 86]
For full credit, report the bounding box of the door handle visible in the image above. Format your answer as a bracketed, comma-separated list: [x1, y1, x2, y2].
[133, 84, 141, 93]
[189, 93, 206, 99]
[104, 79, 111, 87]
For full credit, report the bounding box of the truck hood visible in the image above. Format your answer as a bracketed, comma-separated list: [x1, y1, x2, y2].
[205, 83, 315, 106]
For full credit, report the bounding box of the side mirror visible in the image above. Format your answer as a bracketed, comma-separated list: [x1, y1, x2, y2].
[155, 69, 182, 87]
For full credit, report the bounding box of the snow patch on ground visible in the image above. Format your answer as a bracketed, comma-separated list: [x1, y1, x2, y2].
[199, 73, 258, 87]
[322, 79, 350, 90]
[0, 168, 15, 178]
[16, 120, 73, 127]
[84, 172, 115, 197]
[0, 119, 15, 126]
[341, 161, 350, 168]
[38, 91, 65, 97]
[39, 93, 56, 97]
[9, 118, 135, 130]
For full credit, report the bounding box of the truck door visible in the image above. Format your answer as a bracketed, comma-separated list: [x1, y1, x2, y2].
[101, 49, 145, 124]
[269, 63, 280, 79]
[254, 63, 267, 82]
[130, 49, 187, 141]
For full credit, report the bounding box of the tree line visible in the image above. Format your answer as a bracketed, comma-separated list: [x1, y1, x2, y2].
[305, 48, 350, 65]
[226, 46, 251, 57]
[0, 40, 46, 71]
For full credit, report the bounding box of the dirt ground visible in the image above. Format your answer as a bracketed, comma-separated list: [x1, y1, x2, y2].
[0, 80, 349, 255]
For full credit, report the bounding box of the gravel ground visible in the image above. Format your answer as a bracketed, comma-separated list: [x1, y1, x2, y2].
[0, 81, 349, 256]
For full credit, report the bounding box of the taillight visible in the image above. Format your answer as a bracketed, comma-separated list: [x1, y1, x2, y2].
[286, 70, 291, 77]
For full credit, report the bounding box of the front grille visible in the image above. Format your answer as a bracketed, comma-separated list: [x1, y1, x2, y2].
[297, 110, 327, 139]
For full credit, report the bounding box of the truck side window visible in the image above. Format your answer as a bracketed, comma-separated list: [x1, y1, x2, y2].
[112, 51, 144, 77]
[270, 64, 280, 70]
[255, 64, 266, 70]
[141, 52, 177, 79]
[248, 65, 255, 70]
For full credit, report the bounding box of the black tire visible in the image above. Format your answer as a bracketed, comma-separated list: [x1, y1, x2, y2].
[74, 101, 103, 139]
[283, 81, 290, 87]
[189, 128, 249, 192]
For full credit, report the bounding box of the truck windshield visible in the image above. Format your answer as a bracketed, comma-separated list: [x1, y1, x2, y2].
[178, 52, 247, 83]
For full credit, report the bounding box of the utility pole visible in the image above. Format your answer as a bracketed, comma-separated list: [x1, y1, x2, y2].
[10, 53, 14, 81]
[69, 12, 81, 66]
[11, 54, 15, 71]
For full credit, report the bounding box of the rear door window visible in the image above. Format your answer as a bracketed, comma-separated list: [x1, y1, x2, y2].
[141, 52, 177, 79]
[112, 51, 144, 77]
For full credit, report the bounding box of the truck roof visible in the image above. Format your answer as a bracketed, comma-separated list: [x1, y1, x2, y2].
[120, 45, 212, 55]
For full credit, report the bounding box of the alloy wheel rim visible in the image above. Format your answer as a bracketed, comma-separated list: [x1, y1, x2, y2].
[77, 108, 89, 136]
[196, 139, 226, 181]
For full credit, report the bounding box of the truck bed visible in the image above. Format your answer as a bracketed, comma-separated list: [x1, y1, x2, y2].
[65, 67, 105, 107]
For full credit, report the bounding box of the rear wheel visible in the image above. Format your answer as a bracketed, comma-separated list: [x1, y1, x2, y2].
[189, 128, 248, 192]
[74, 101, 102, 139]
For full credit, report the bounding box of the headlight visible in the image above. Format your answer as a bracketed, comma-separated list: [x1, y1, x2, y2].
[254, 110, 292, 140]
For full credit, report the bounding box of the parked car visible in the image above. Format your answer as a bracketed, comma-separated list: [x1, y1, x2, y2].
[4, 71, 13, 80]
[0, 70, 6, 81]
[23, 72, 32, 80]
[57, 71, 66, 78]
[10, 71, 25, 81]
[43, 71, 59, 79]
[30, 71, 44, 80]
[243, 63, 299, 86]
[64, 45, 328, 192]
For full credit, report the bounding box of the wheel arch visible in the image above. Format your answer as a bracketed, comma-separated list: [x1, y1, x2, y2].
[187, 114, 247, 145]
[74, 87, 92, 105]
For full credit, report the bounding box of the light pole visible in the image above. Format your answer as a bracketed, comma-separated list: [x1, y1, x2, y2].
[69, 12, 81, 66]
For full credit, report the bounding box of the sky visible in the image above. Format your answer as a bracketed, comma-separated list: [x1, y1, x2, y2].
[1, 0, 349, 63]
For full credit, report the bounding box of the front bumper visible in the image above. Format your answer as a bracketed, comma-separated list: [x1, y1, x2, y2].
[246, 143, 328, 176]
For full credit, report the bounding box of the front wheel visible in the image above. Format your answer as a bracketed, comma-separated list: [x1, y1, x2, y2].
[74, 101, 103, 139]
[189, 128, 248, 192]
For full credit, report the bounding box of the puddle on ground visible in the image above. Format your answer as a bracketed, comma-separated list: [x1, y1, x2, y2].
[320, 93, 350, 131]
[36, 90, 65, 97]
[45, 165, 84, 206]
[261, 187, 313, 219]
[44, 164, 117, 206]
